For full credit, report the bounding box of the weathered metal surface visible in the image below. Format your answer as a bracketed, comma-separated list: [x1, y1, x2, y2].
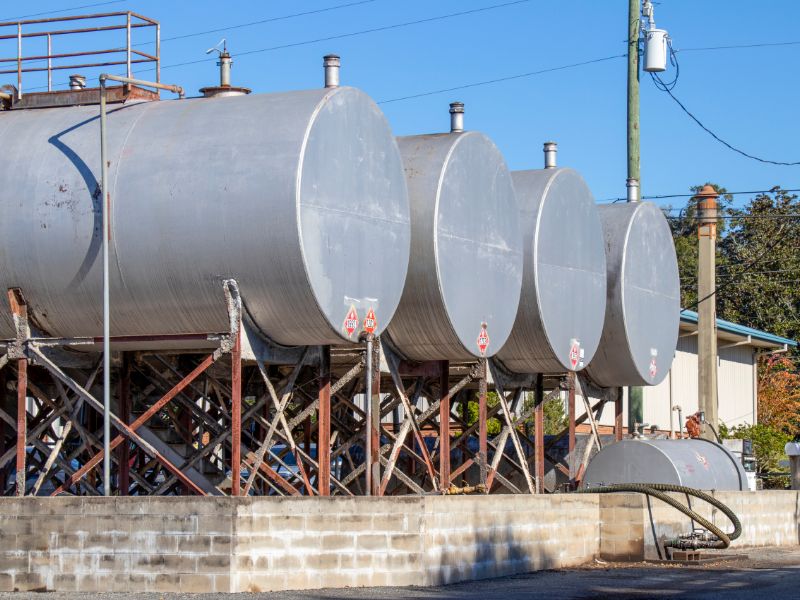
[0, 86, 410, 346]
[496, 168, 606, 374]
[387, 131, 522, 360]
[585, 202, 680, 387]
[582, 439, 748, 491]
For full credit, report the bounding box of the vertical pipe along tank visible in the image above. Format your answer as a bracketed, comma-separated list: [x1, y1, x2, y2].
[495, 149, 607, 374]
[585, 202, 680, 386]
[0, 83, 411, 346]
[386, 103, 523, 361]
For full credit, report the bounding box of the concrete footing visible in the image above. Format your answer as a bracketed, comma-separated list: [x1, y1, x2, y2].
[0, 491, 797, 593]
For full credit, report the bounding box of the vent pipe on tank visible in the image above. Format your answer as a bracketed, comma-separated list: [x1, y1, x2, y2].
[69, 74, 86, 90]
[449, 101, 464, 133]
[200, 40, 251, 98]
[543, 141, 557, 169]
[324, 54, 340, 88]
[626, 178, 640, 202]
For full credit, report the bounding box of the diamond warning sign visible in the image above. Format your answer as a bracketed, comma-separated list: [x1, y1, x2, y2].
[343, 305, 359, 338]
[649, 357, 658, 379]
[363, 307, 377, 334]
[477, 324, 490, 356]
[569, 340, 581, 370]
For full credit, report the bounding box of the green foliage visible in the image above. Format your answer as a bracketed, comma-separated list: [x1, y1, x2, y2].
[457, 391, 501, 436]
[669, 185, 800, 343]
[521, 392, 568, 436]
[721, 423, 792, 489]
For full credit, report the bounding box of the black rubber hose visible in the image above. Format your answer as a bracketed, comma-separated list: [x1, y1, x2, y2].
[579, 483, 741, 550]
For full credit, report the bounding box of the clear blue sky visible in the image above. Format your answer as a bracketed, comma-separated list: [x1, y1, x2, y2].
[4, 1, 799, 207]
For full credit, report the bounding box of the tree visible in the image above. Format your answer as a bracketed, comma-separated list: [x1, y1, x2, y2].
[457, 392, 501, 436]
[720, 423, 791, 489]
[757, 354, 800, 435]
[521, 392, 568, 436]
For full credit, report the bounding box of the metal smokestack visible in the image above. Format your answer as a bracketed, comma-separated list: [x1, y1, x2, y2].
[543, 141, 557, 169]
[449, 102, 464, 133]
[69, 74, 86, 90]
[323, 54, 340, 88]
[626, 178, 640, 202]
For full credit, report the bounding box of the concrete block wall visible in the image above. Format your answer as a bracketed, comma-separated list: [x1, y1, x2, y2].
[0, 491, 797, 593]
[0, 497, 235, 593]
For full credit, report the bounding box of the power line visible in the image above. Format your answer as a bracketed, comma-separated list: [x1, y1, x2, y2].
[677, 40, 800, 53]
[600, 189, 800, 203]
[0, 1, 124, 22]
[154, 0, 535, 73]
[150, 0, 380, 45]
[378, 54, 626, 104]
[658, 86, 800, 166]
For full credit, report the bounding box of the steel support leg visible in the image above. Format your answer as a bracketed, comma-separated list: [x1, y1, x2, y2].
[478, 359, 488, 488]
[438, 360, 450, 491]
[230, 327, 242, 496]
[318, 345, 331, 496]
[568, 372, 576, 482]
[534, 374, 544, 494]
[118, 352, 131, 495]
[15, 357, 26, 497]
[369, 339, 381, 496]
[615, 387, 623, 442]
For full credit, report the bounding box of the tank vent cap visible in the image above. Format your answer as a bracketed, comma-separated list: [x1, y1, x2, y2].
[543, 141, 557, 169]
[449, 101, 464, 133]
[324, 54, 341, 88]
[69, 74, 86, 90]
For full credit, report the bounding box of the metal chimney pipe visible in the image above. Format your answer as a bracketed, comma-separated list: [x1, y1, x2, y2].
[69, 74, 86, 90]
[626, 178, 640, 202]
[449, 102, 464, 133]
[218, 51, 232, 87]
[323, 54, 340, 88]
[543, 141, 558, 169]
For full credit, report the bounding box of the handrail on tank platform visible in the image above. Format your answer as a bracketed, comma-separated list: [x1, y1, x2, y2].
[97, 73, 183, 496]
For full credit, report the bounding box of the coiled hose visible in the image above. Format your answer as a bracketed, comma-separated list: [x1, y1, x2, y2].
[579, 483, 742, 549]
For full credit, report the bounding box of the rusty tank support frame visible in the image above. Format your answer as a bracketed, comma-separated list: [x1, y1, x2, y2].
[0, 288, 624, 496]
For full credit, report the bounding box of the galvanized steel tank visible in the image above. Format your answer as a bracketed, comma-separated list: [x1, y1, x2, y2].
[581, 439, 748, 491]
[0, 85, 410, 346]
[386, 106, 522, 361]
[585, 202, 680, 386]
[495, 165, 607, 374]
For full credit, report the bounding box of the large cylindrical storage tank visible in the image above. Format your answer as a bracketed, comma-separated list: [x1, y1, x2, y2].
[581, 439, 748, 491]
[0, 86, 410, 346]
[386, 113, 522, 361]
[585, 202, 680, 386]
[495, 167, 606, 374]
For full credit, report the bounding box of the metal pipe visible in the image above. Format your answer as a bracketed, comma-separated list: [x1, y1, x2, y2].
[323, 54, 340, 88]
[97, 72, 184, 495]
[99, 76, 111, 496]
[626, 177, 640, 202]
[219, 51, 232, 87]
[47, 33, 51, 92]
[17, 23, 21, 98]
[449, 101, 464, 132]
[69, 74, 86, 90]
[125, 12, 131, 79]
[543, 141, 557, 168]
[155, 23, 160, 84]
[102, 73, 184, 97]
[364, 335, 373, 496]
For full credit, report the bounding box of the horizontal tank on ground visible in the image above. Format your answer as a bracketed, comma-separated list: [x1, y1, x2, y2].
[495, 150, 607, 374]
[585, 201, 680, 387]
[0, 82, 410, 346]
[581, 438, 749, 491]
[385, 103, 523, 361]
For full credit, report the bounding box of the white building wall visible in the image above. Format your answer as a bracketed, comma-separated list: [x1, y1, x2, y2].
[595, 334, 758, 432]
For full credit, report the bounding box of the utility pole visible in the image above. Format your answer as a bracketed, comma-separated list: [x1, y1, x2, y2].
[696, 185, 719, 440]
[627, 0, 640, 202]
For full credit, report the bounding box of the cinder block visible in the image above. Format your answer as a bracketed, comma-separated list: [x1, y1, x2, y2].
[0, 573, 12, 592]
[320, 533, 353, 551]
[152, 573, 183, 593]
[197, 553, 230, 573]
[356, 533, 387, 551]
[176, 534, 213, 553]
[214, 574, 232, 593]
[179, 573, 215, 593]
[389, 533, 420, 552]
[12, 571, 46, 592]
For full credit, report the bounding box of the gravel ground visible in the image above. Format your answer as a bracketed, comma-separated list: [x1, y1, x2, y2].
[0, 546, 798, 599]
